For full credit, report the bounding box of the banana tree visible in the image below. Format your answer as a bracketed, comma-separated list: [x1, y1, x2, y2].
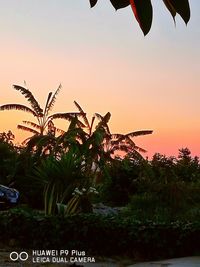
[108, 130, 153, 159]
[0, 84, 81, 144]
[72, 101, 153, 164]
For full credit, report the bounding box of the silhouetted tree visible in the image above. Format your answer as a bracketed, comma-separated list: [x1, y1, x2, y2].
[0, 84, 81, 145]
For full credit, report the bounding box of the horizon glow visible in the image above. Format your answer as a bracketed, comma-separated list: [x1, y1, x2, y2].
[0, 1, 200, 159]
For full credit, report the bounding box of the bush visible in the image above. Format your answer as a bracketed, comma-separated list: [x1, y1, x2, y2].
[100, 158, 141, 206]
[126, 181, 200, 222]
[0, 208, 200, 260]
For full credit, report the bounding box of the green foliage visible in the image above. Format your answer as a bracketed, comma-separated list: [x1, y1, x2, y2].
[10, 150, 43, 209]
[0, 130, 15, 146]
[126, 184, 197, 222]
[33, 148, 88, 215]
[125, 178, 200, 222]
[0, 209, 200, 259]
[100, 157, 142, 206]
[100, 147, 200, 222]
[175, 148, 200, 182]
[0, 132, 18, 185]
[57, 186, 98, 216]
[2, 84, 200, 229]
[90, 0, 191, 35]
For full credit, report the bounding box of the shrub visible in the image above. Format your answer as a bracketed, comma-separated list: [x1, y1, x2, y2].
[126, 181, 200, 222]
[100, 158, 141, 206]
[0, 208, 200, 260]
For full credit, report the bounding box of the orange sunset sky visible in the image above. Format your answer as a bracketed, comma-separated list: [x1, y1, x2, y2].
[0, 1, 200, 158]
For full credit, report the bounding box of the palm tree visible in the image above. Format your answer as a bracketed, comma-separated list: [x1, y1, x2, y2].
[0, 84, 81, 144]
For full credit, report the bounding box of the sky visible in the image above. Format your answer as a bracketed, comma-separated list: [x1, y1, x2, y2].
[0, 0, 200, 158]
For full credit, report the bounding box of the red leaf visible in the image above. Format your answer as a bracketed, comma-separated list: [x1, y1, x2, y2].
[130, 0, 153, 36]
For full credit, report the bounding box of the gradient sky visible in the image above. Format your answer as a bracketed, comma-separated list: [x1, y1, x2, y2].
[0, 0, 200, 158]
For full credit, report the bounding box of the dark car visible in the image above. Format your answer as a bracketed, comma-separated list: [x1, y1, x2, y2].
[0, 184, 19, 210]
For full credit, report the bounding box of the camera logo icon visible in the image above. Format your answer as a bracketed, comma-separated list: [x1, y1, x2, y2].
[10, 251, 29, 261]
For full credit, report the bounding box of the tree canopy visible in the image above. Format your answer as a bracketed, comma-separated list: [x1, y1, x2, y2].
[89, 0, 191, 35]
